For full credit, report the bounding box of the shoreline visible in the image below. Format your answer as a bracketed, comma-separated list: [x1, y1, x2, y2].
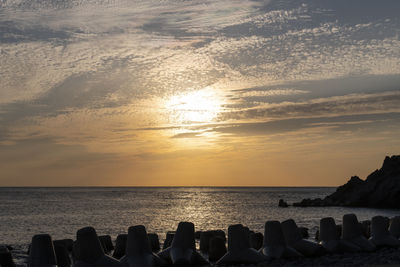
[5, 214, 400, 267]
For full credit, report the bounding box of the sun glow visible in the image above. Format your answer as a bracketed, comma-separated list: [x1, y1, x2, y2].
[166, 87, 223, 124]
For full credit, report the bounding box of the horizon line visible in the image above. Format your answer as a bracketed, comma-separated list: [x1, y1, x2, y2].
[0, 185, 337, 188]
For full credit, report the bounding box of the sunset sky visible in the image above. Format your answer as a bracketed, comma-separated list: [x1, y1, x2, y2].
[1, 0, 400, 186]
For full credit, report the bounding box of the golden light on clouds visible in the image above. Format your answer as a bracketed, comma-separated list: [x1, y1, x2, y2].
[1, 0, 400, 187]
[165, 87, 224, 125]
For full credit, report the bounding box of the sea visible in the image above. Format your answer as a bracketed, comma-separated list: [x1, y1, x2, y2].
[1, 187, 400, 251]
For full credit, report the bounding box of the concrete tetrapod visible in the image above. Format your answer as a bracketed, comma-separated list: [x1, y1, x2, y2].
[319, 217, 360, 253]
[249, 232, 263, 250]
[161, 232, 174, 250]
[147, 234, 160, 253]
[261, 221, 301, 259]
[281, 219, 325, 257]
[113, 235, 128, 260]
[369, 216, 400, 247]
[98, 236, 114, 254]
[389, 216, 400, 239]
[158, 222, 208, 266]
[208, 236, 227, 262]
[28, 234, 58, 267]
[216, 224, 267, 265]
[53, 241, 72, 267]
[120, 225, 166, 267]
[199, 230, 226, 255]
[342, 214, 376, 252]
[0, 246, 16, 267]
[73, 227, 123, 267]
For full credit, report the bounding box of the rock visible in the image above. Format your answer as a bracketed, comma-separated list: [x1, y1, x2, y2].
[325, 176, 365, 206]
[293, 155, 400, 208]
[293, 198, 325, 207]
[279, 199, 289, 207]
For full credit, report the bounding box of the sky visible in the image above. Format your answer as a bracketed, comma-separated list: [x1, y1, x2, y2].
[0, 0, 400, 186]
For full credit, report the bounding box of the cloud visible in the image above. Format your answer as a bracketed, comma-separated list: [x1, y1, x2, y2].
[1, 0, 400, 110]
[236, 88, 309, 97]
[171, 132, 203, 139]
[215, 112, 400, 135]
[1, 0, 400, 150]
[138, 112, 400, 140]
[219, 91, 400, 121]
[0, 20, 71, 43]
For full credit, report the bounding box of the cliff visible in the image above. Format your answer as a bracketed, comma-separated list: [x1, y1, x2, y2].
[293, 155, 400, 208]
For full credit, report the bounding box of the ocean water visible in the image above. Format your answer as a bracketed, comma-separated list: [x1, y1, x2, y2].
[1, 187, 399, 248]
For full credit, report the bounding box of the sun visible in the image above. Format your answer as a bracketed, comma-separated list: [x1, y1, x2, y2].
[166, 87, 223, 124]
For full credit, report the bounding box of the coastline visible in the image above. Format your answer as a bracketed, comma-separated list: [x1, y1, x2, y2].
[5, 214, 400, 267]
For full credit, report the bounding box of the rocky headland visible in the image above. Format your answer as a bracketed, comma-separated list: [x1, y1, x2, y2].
[293, 155, 400, 208]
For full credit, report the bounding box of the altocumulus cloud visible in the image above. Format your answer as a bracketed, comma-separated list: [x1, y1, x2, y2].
[1, 0, 400, 149]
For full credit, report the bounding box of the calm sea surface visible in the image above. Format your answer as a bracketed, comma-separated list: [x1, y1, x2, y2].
[1, 187, 400, 248]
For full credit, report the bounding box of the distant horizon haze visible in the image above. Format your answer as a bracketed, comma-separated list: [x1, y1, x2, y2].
[0, 154, 393, 187]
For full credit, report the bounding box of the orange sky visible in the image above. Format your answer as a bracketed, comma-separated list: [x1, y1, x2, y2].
[1, 0, 400, 186]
